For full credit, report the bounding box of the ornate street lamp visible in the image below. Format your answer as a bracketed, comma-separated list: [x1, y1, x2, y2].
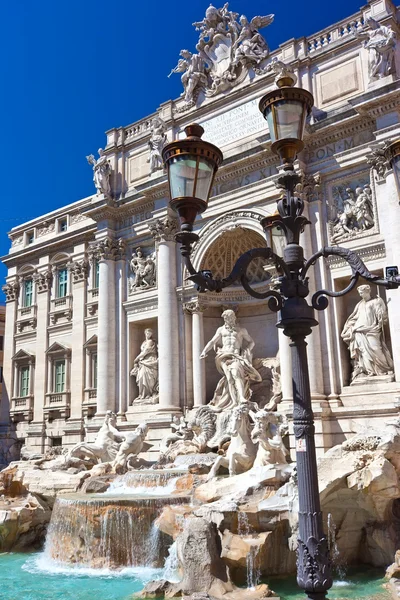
[163, 75, 400, 600]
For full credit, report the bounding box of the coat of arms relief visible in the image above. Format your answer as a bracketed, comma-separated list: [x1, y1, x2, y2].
[169, 4, 274, 111]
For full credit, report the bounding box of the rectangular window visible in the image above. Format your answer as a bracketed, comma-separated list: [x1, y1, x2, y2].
[55, 360, 66, 393]
[94, 261, 100, 289]
[0, 366, 3, 383]
[19, 366, 30, 397]
[24, 279, 33, 307]
[27, 231, 34, 244]
[57, 268, 68, 298]
[59, 219, 67, 233]
[51, 437, 62, 447]
[92, 353, 98, 389]
[0, 336, 3, 351]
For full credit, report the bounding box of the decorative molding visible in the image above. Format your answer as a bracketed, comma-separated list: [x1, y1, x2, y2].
[37, 221, 55, 237]
[70, 212, 88, 225]
[11, 236, 23, 247]
[327, 242, 386, 269]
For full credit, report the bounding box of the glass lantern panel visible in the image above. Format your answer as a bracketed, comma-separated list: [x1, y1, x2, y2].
[272, 225, 286, 257]
[274, 100, 305, 140]
[169, 156, 197, 199]
[264, 107, 276, 143]
[194, 157, 214, 201]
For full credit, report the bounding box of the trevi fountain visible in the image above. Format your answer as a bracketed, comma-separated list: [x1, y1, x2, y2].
[2, 1, 400, 600]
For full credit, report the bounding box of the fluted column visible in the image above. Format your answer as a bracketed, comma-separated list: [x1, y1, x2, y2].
[93, 237, 119, 415]
[298, 174, 326, 403]
[32, 269, 52, 424]
[68, 258, 88, 420]
[184, 300, 206, 407]
[116, 245, 127, 415]
[150, 218, 181, 412]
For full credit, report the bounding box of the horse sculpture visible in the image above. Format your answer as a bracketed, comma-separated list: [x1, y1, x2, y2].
[207, 402, 257, 480]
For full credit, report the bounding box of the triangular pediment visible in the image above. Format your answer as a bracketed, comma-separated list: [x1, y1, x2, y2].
[46, 342, 71, 355]
[12, 349, 35, 362]
[83, 335, 98, 348]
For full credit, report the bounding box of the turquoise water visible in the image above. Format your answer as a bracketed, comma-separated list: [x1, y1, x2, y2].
[268, 568, 390, 599]
[0, 552, 161, 600]
[0, 553, 390, 600]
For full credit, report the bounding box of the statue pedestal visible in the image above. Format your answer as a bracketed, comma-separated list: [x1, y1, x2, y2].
[340, 379, 400, 409]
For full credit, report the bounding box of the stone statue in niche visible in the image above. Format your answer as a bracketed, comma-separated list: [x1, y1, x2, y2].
[130, 248, 156, 292]
[131, 328, 159, 403]
[200, 309, 261, 409]
[86, 149, 112, 199]
[352, 17, 396, 81]
[168, 49, 208, 107]
[341, 284, 394, 383]
[330, 182, 375, 244]
[147, 117, 167, 174]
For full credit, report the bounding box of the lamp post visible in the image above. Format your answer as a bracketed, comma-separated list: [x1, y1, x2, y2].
[162, 75, 400, 600]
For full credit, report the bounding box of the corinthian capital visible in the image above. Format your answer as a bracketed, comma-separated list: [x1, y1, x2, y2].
[68, 259, 89, 283]
[2, 280, 20, 302]
[295, 172, 322, 202]
[149, 217, 179, 242]
[33, 269, 53, 293]
[183, 299, 206, 314]
[89, 236, 126, 261]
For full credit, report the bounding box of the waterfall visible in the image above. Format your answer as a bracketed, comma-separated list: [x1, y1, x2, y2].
[45, 493, 189, 570]
[327, 513, 347, 579]
[163, 541, 181, 583]
[237, 512, 261, 589]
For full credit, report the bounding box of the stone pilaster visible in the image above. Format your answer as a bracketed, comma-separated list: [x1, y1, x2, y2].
[68, 258, 88, 420]
[32, 269, 52, 425]
[0, 280, 19, 425]
[184, 300, 206, 407]
[150, 218, 181, 412]
[375, 170, 400, 382]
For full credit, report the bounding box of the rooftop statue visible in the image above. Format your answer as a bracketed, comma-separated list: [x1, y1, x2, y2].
[169, 4, 274, 106]
[147, 117, 167, 174]
[352, 16, 396, 81]
[86, 148, 112, 200]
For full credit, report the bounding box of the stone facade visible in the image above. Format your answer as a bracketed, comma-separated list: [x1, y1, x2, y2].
[1, 0, 400, 462]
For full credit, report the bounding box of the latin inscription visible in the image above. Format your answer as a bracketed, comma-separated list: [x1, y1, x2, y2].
[304, 131, 374, 164]
[200, 98, 267, 147]
[211, 165, 277, 197]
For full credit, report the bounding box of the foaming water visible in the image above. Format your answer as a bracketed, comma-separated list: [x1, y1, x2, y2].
[104, 469, 186, 496]
[23, 552, 163, 580]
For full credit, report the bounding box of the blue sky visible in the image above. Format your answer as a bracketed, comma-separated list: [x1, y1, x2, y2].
[0, 0, 367, 296]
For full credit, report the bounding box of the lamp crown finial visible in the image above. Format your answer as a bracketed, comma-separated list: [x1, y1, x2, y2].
[184, 123, 204, 139]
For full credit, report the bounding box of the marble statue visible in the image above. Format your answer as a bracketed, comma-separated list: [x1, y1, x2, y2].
[112, 423, 149, 472]
[200, 309, 261, 409]
[341, 285, 394, 382]
[130, 248, 156, 291]
[230, 14, 274, 71]
[68, 411, 122, 464]
[353, 17, 396, 81]
[148, 117, 167, 173]
[168, 49, 208, 107]
[171, 5, 274, 103]
[207, 402, 257, 479]
[331, 184, 374, 243]
[86, 149, 112, 198]
[159, 416, 194, 454]
[251, 410, 289, 467]
[131, 328, 159, 403]
[354, 185, 374, 230]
